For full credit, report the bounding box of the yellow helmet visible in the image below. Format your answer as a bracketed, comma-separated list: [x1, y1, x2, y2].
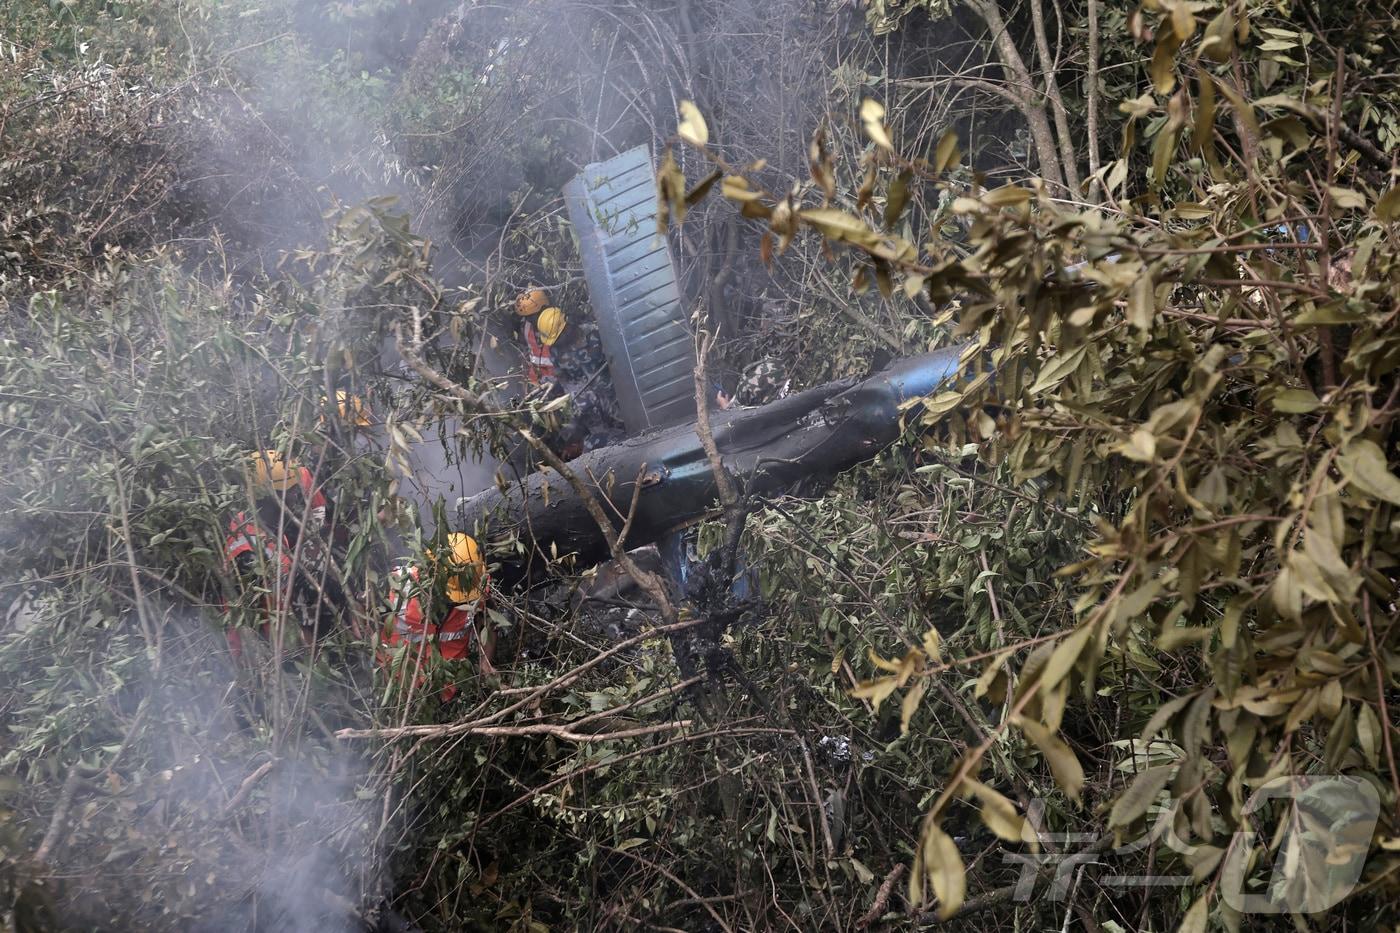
[429, 532, 486, 604]
[247, 450, 301, 492]
[515, 288, 549, 316]
[537, 307, 567, 346]
[323, 390, 372, 427]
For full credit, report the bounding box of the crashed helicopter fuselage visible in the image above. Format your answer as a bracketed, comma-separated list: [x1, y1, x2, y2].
[459, 345, 969, 585]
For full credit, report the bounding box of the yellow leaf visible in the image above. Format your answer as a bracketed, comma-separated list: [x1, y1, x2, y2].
[1151, 125, 1182, 187]
[933, 128, 960, 173]
[1328, 186, 1367, 211]
[921, 390, 964, 421]
[677, 100, 708, 147]
[860, 98, 894, 150]
[1199, 7, 1237, 62]
[1015, 717, 1086, 804]
[983, 185, 1031, 207]
[900, 679, 927, 735]
[921, 822, 966, 919]
[1167, 0, 1196, 40]
[684, 168, 722, 207]
[1192, 74, 1216, 151]
[868, 647, 902, 673]
[1376, 186, 1400, 222]
[1140, 692, 1194, 741]
[1188, 844, 1224, 882]
[798, 208, 881, 249]
[1151, 32, 1181, 95]
[720, 175, 762, 203]
[922, 627, 943, 663]
[975, 650, 1012, 702]
[1156, 626, 1213, 651]
[850, 675, 899, 712]
[965, 779, 1025, 844]
[1120, 94, 1156, 118]
[1318, 678, 1343, 720]
[1041, 624, 1092, 694]
[1270, 559, 1302, 620]
[1119, 427, 1157, 463]
[884, 169, 912, 229]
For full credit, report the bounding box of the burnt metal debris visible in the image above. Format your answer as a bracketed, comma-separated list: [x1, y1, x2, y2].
[460, 344, 969, 585]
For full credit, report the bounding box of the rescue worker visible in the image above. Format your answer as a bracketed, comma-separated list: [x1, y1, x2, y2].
[516, 288, 565, 388]
[735, 358, 791, 407]
[379, 532, 496, 702]
[321, 390, 373, 430]
[549, 315, 625, 454]
[515, 288, 625, 456]
[224, 450, 344, 659]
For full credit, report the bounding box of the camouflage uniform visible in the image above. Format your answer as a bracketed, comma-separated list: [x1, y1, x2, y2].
[553, 322, 626, 453]
[736, 358, 791, 407]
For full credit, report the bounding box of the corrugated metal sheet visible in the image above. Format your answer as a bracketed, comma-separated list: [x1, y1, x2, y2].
[565, 146, 695, 433]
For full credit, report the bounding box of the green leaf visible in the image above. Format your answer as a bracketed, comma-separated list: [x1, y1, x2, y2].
[1178, 893, 1209, 933]
[1358, 702, 1381, 769]
[1027, 343, 1090, 396]
[1140, 692, 1194, 742]
[1339, 439, 1400, 505]
[884, 170, 912, 229]
[1272, 388, 1320, 413]
[1109, 765, 1174, 828]
[1129, 274, 1155, 332]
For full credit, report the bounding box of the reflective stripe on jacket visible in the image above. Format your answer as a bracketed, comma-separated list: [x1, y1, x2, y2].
[225, 512, 293, 576]
[523, 321, 555, 385]
[382, 565, 487, 655]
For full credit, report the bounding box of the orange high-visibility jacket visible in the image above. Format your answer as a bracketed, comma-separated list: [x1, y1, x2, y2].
[223, 467, 329, 658]
[379, 565, 491, 701]
[523, 320, 555, 386]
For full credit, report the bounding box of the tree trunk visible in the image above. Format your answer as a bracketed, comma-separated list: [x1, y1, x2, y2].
[964, 0, 1069, 192]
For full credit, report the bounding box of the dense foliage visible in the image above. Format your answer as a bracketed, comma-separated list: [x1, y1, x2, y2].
[667, 0, 1400, 925]
[2, 0, 1398, 931]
